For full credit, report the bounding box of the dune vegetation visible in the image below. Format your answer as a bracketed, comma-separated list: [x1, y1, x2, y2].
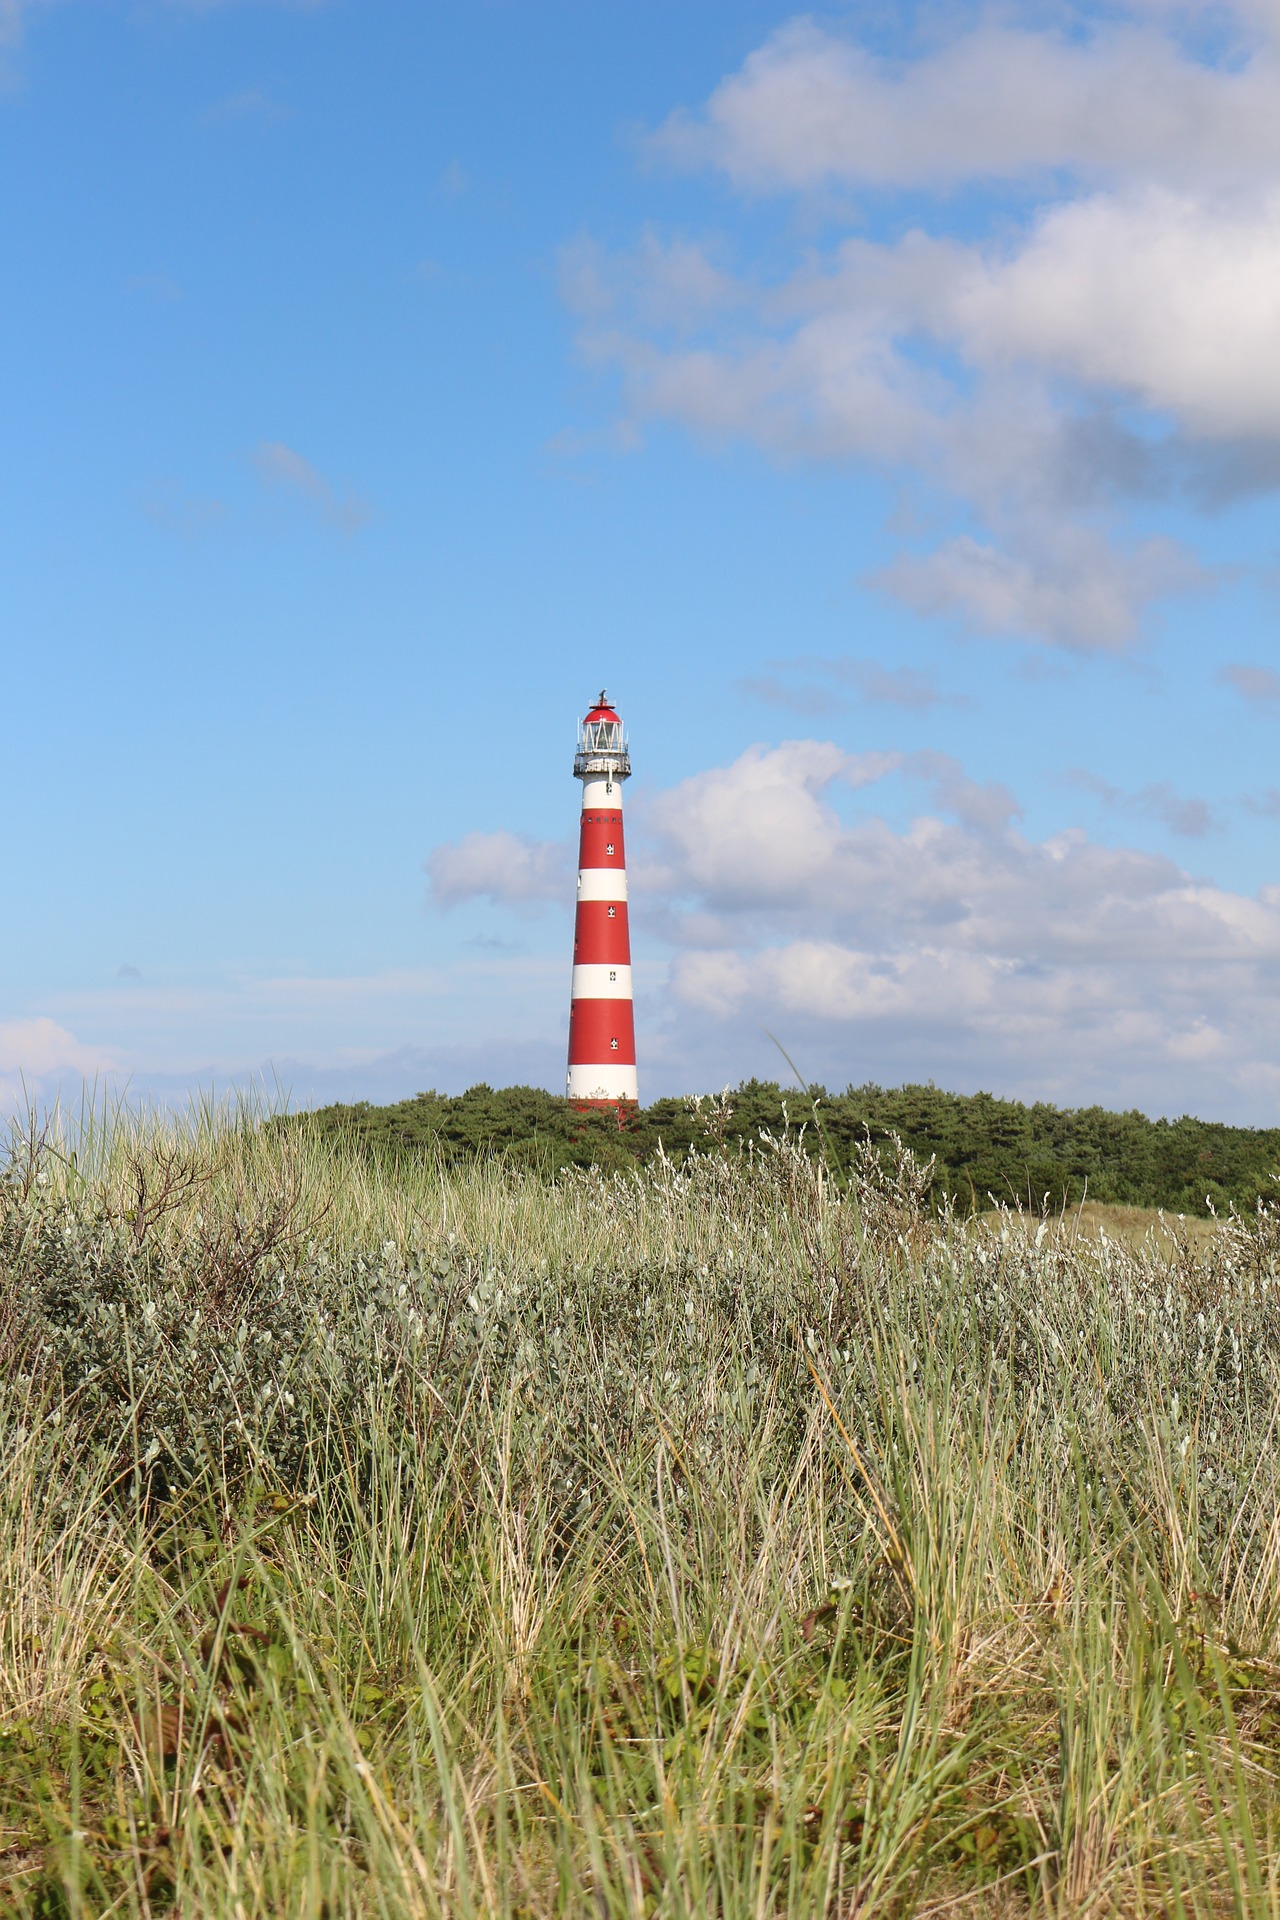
[296, 1080, 1280, 1219]
[4, 1099, 1280, 1915]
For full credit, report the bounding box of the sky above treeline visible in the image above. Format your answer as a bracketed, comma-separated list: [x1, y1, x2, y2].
[3, 0, 1280, 1123]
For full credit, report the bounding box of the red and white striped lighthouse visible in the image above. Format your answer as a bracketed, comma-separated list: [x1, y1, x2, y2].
[566, 691, 638, 1105]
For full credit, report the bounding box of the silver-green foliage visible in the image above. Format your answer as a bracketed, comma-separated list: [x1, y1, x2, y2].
[4, 1108, 1280, 1915]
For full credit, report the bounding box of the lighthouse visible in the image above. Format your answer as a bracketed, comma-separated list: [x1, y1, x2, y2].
[566, 691, 638, 1105]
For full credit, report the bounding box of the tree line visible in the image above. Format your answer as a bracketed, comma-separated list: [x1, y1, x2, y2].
[288, 1080, 1280, 1218]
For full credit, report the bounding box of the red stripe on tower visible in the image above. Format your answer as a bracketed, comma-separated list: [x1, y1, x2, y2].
[567, 690, 638, 1106]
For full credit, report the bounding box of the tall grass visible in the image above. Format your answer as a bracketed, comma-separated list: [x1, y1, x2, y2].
[3, 1101, 1280, 1915]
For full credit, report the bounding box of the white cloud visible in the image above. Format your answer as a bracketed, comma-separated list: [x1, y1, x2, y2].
[647, 742, 901, 908]
[568, 12, 1280, 649]
[653, 19, 1280, 192]
[426, 829, 572, 911]
[582, 258, 943, 467]
[429, 738, 1280, 1111]
[954, 189, 1280, 440]
[585, 200, 1280, 464]
[0, 1017, 114, 1116]
[1138, 786, 1221, 838]
[650, 743, 1261, 959]
[1066, 769, 1223, 837]
[0, 1016, 109, 1075]
[31, 730, 1276, 1119]
[874, 527, 1204, 653]
[567, 228, 1218, 649]
[907, 751, 1022, 835]
[633, 740, 1280, 1114]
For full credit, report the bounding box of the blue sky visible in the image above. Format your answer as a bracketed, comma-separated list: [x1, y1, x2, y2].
[3, 0, 1279, 1121]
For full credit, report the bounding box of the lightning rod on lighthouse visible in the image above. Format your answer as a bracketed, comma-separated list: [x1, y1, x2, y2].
[566, 691, 638, 1105]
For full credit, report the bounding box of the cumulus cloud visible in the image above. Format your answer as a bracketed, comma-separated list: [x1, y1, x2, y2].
[874, 528, 1205, 653]
[252, 440, 370, 533]
[566, 11, 1280, 649]
[633, 740, 1280, 1114]
[954, 189, 1280, 440]
[426, 829, 571, 912]
[648, 742, 1033, 930]
[0, 1016, 108, 1075]
[651, 19, 1280, 193]
[567, 229, 1218, 648]
[0, 1016, 114, 1116]
[647, 742, 901, 910]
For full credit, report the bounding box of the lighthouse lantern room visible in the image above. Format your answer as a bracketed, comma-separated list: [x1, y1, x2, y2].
[567, 691, 638, 1106]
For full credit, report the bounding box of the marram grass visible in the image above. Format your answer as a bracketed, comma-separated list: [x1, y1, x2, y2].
[3, 1102, 1280, 1915]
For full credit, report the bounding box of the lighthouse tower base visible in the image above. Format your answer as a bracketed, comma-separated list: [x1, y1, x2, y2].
[566, 1064, 639, 1105]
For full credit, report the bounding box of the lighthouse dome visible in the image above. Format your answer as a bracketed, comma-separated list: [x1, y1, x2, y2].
[574, 690, 631, 779]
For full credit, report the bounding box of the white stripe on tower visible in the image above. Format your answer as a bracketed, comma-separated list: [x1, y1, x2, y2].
[570, 964, 632, 999]
[577, 867, 629, 902]
[566, 691, 638, 1106]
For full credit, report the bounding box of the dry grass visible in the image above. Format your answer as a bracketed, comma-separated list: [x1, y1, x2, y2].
[1, 1104, 1280, 1915]
[975, 1198, 1222, 1257]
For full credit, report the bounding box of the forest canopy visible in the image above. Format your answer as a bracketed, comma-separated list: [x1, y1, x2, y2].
[289, 1081, 1280, 1219]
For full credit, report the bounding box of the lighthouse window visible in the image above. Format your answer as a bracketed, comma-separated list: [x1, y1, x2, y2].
[605, 843, 614, 856]
[610, 1038, 619, 1051]
[607, 906, 616, 919]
